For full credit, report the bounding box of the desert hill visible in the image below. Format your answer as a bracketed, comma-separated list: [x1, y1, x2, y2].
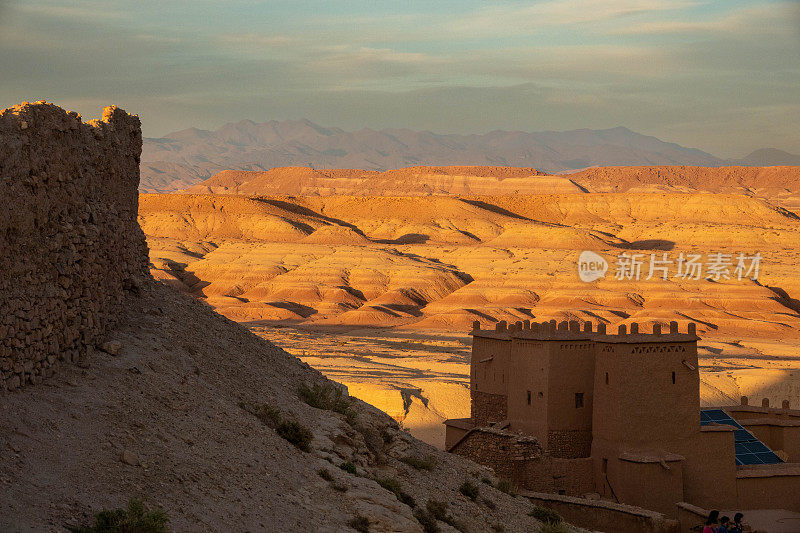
[564, 165, 800, 194]
[141, 191, 800, 335]
[734, 148, 800, 167]
[1, 279, 553, 532]
[182, 166, 586, 197]
[181, 164, 800, 213]
[140, 119, 728, 192]
[140, 184, 800, 446]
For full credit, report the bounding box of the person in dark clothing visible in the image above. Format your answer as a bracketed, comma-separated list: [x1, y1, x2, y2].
[729, 513, 744, 533]
[718, 516, 731, 533]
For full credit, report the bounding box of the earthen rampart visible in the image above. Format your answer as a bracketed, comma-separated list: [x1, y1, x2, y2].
[0, 102, 148, 390]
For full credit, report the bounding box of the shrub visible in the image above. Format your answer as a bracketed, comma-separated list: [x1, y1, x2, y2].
[481, 477, 493, 485]
[299, 382, 356, 423]
[238, 401, 281, 428]
[483, 497, 496, 509]
[375, 476, 416, 508]
[347, 515, 370, 533]
[491, 524, 505, 532]
[332, 482, 348, 492]
[495, 478, 516, 496]
[538, 523, 569, 533]
[340, 461, 357, 475]
[318, 469, 333, 481]
[400, 455, 437, 471]
[66, 499, 169, 533]
[459, 481, 479, 501]
[276, 419, 313, 452]
[529, 506, 562, 525]
[412, 508, 440, 533]
[425, 500, 449, 522]
[239, 400, 311, 451]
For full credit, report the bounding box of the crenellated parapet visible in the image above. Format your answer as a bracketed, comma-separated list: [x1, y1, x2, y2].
[473, 319, 698, 343]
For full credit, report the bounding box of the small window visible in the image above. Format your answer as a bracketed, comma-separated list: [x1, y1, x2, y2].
[575, 392, 584, 408]
[672, 371, 676, 384]
[605, 372, 609, 385]
[527, 390, 531, 405]
[602, 458, 608, 473]
[538, 391, 544, 399]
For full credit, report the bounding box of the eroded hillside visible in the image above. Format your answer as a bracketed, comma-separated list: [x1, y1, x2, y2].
[140, 176, 800, 446]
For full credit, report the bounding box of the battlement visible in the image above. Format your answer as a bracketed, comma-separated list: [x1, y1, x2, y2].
[471, 319, 698, 343]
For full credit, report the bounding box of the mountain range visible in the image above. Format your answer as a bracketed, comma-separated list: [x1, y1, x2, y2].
[140, 118, 800, 192]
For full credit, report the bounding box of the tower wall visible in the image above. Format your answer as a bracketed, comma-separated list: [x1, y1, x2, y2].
[470, 334, 511, 425]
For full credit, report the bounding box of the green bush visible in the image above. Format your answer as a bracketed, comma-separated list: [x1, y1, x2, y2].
[348, 515, 370, 532]
[67, 499, 169, 533]
[459, 480, 479, 501]
[529, 505, 562, 525]
[318, 469, 333, 481]
[400, 454, 437, 471]
[375, 476, 416, 508]
[276, 419, 313, 452]
[340, 461, 357, 475]
[299, 382, 356, 423]
[491, 524, 505, 532]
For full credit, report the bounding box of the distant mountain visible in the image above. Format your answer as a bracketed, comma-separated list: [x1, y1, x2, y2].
[731, 148, 800, 167]
[140, 119, 729, 192]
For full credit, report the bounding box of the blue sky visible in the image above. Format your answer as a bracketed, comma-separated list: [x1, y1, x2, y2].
[0, 0, 798, 157]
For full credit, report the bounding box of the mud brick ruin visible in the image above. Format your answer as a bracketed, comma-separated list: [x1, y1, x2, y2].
[446, 319, 800, 517]
[0, 102, 148, 390]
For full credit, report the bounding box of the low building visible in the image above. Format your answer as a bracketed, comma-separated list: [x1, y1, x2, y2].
[444, 319, 800, 517]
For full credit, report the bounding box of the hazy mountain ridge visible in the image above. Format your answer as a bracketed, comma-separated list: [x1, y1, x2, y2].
[140, 119, 742, 192]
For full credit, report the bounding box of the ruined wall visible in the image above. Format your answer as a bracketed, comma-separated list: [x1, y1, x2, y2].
[449, 428, 541, 487]
[0, 102, 148, 390]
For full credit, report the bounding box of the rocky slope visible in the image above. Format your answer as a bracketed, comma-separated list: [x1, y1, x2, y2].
[0, 279, 561, 532]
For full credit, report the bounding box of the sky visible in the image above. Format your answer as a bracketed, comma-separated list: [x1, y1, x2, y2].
[0, 0, 798, 158]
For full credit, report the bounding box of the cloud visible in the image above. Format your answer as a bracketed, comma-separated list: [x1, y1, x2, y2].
[440, 0, 699, 37]
[0, 0, 797, 158]
[611, 2, 798, 36]
[15, 1, 127, 20]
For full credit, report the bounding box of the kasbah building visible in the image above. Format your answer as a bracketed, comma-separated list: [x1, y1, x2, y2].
[444, 319, 800, 529]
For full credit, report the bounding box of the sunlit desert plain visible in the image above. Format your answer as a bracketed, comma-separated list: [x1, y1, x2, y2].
[141, 165, 800, 447]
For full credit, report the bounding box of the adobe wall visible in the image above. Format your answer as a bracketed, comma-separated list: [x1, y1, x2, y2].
[523, 492, 680, 533]
[735, 466, 800, 512]
[0, 102, 148, 390]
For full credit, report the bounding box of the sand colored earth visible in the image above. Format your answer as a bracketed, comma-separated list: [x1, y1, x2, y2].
[141, 165, 800, 447]
[2, 280, 560, 532]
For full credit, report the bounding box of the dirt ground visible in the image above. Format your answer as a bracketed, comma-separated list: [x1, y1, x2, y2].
[0, 280, 570, 532]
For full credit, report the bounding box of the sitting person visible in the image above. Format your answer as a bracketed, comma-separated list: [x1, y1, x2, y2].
[729, 513, 744, 533]
[718, 515, 732, 533]
[703, 510, 720, 533]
